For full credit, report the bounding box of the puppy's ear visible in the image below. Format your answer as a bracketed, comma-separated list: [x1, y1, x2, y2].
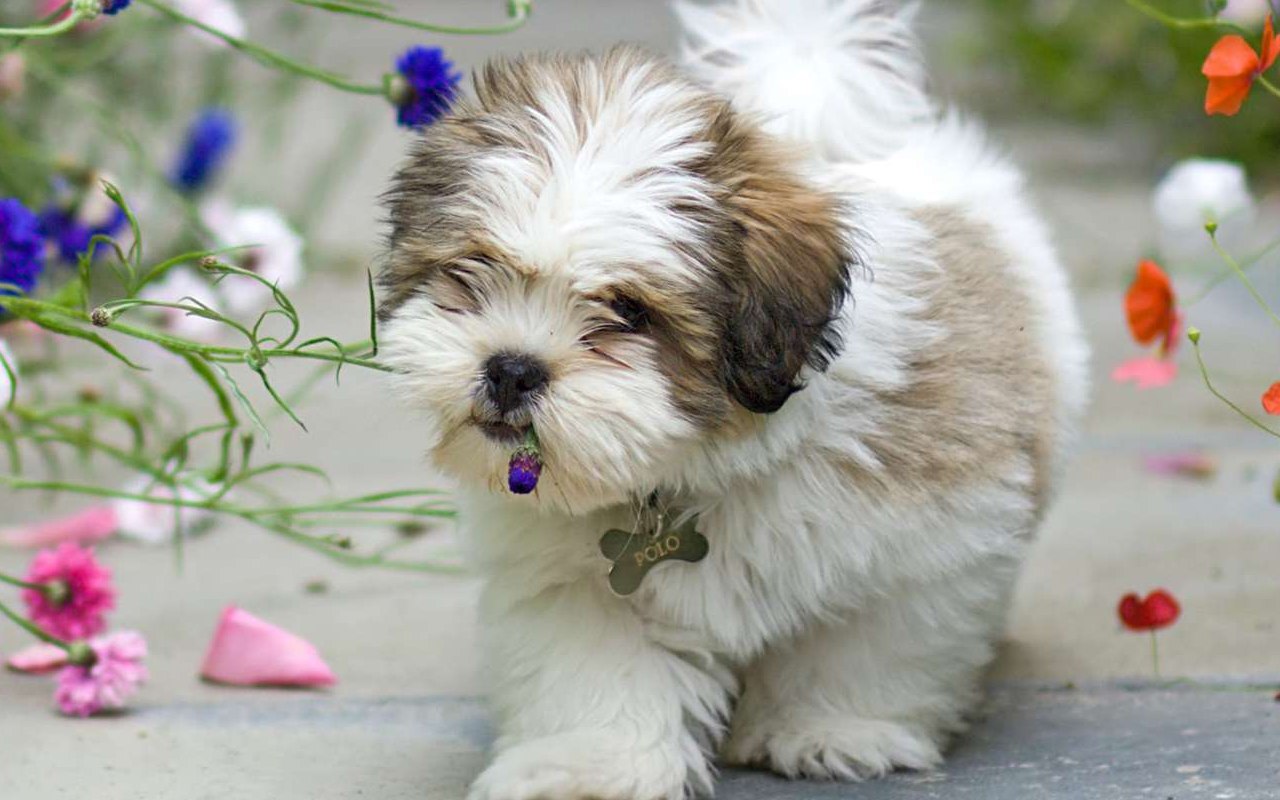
[710, 120, 853, 414]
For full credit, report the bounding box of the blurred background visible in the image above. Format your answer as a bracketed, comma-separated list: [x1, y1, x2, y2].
[1, 1, 1278, 797]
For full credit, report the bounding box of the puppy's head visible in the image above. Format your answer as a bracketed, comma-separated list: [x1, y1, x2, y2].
[380, 47, 853, 510]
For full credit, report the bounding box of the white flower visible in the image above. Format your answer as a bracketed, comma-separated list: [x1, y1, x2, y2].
[202, 202, 305, 314]
[171, 0, 246, 47]
[1220, 0, 1272, 25]
[0, 338, 17, 408]
[1153, 159, 1255, 258]
[140, 267, 226, 341]
[111, 476, 216, 545]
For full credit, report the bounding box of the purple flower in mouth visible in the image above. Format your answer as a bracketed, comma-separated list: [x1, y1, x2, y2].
[507, 428, 543, 495]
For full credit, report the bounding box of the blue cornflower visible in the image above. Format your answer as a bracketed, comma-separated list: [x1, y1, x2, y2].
[103, 0, 132, 14]
[38, 204, 128, 264]
[0, 198, 46, 301]
[392, 46, 461, 129]
[171, 108, 237, 193]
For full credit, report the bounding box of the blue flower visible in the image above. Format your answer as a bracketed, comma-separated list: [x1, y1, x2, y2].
[393, 46, 461, 129]
[38, 205, 127, 264]
[103, 0, 132, 14]
[0, 198, 45, 301]
[171, 109, 237, 193]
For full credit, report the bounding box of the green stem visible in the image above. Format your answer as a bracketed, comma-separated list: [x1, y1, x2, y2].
[1190, 336, 1280, 440]
[1208, 230, 1280, 329]
[1150, 630, 1160, 679]
[137, 0, 383, 96]
[290, 0, 531, 36]
[0, 573, 45, 593]
[0, 6, 85, 38]
[0, 597, 71, 651]
[1186, 234, 1280, 306]
[1255, 74, 1280, 100]
[1123, 0, 1248, 33]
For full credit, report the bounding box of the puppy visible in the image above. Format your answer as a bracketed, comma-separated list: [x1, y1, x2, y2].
[379, 1, 1090, 798]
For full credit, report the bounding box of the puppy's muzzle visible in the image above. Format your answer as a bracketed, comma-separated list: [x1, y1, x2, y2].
[483, 351, 549, 415]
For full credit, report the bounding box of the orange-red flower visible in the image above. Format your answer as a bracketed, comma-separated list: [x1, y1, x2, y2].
[1203, 14, 1280, 116]
[1262, 382, 1280, 415]
[1125, 260, 1177, 348]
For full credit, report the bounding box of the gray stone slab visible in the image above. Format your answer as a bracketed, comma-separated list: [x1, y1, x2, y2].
[3, 686, 1277, 799]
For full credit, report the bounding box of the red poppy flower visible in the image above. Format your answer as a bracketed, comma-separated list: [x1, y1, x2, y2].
[1203, 14, 1280, 116]
[1263, 382, 1280, 415]
[1125, 261, 1177, 348]
[1118, 589, 1181, 632]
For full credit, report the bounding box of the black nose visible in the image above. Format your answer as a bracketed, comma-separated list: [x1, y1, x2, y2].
[483, 352, 549, 414]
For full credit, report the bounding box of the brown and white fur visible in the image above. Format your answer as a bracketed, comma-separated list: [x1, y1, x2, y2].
[378, 1, 1089, 797]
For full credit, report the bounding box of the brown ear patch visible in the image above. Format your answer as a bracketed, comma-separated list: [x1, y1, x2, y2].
[698, 105, 855, 414]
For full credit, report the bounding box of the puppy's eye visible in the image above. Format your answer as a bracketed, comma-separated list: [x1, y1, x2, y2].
[607, 295, 649, 332]
[432, 268, 480, 314]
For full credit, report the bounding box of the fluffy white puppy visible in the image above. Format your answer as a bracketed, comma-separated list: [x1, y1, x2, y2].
[379, 1, 1090, 798]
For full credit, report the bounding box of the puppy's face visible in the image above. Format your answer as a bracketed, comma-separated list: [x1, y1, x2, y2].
[380, 48, 853, 512]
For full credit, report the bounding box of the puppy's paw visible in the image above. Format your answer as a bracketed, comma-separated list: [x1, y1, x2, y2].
[724, 715, 943, 781]
[467, 734, 690, 800]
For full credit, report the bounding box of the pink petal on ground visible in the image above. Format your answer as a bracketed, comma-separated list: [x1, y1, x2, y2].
[0, 505, 118, 548]
[1111, 357, 1178, 389]
[200, 606, 336, 687]
[6, 643, 69, 674]
[1143, 452, 1218, 480]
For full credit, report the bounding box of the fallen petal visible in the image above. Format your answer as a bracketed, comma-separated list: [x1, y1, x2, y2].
[0, 505, 118, 548]
[1143, 452, 1218, 481]
[6, 643, 69, 674]
[1112, 357, 1178, 389]
[200, 605, 336, 687]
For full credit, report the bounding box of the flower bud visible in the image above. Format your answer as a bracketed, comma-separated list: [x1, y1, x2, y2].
[90, 307, 114, 327]
[1187, 327, 1202, 345]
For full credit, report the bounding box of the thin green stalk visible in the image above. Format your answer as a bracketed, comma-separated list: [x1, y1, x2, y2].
[1185, 234, 1280, 306]
[289, 0, 531, 36]
[0, 573, 45, 592]
[1256, 74, 1280, 100]
[1190, 335, 1280, 440]
[0, 597, 70, 651]
[1208, 230, 1280, 329]
[1150, 631, 1161, 679]
[137, 0, 384, 96]
[0, 5, 84, 38]
[1123, 0, 1248, 33]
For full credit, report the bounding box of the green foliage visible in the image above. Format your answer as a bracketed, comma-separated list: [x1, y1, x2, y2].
[957, 0, 1280, 172]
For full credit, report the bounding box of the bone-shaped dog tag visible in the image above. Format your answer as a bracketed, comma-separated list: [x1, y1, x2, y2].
[599, 517, 709, 597]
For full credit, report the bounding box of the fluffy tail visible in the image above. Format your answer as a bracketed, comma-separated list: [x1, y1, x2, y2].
[675, 0, 932, 162]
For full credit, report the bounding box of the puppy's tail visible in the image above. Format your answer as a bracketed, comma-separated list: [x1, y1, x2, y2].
[675, 0, 932, 162]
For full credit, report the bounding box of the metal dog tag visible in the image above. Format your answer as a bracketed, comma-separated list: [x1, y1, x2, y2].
[599, 515, 709, 597]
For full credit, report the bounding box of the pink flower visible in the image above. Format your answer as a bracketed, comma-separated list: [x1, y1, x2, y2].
[1111, 357, 1179, 389]
[0, 505, 118, 548]
[54, 631, 148, 717]
[200, 605, 336, 687]
[21, 543, 116, 640]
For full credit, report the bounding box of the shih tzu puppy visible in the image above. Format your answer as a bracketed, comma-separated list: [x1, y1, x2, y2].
[378, 0, 1090, 798]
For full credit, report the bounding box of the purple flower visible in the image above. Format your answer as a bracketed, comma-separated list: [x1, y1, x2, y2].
[392, 46, 461, 129]
[508, 450, 542, 495]
[171, 108, 237, 193]
[0, 198, 45, 301]
[103, 0, 132, 14]
[38, 205, 127, 264]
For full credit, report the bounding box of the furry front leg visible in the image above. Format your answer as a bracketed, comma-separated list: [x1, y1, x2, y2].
[470, 578, 731, 800]
[724, 556, 1019, 780]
